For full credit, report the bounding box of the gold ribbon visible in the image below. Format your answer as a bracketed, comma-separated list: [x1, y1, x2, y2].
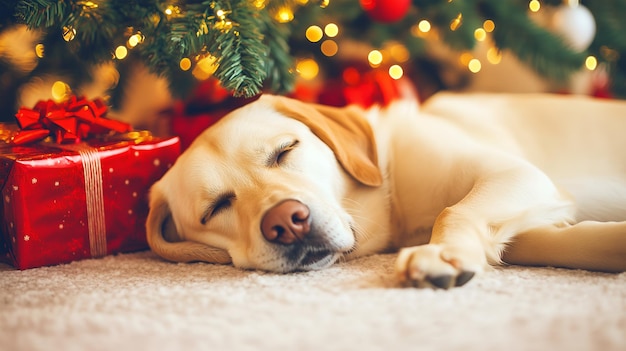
[56, 143, 107, 258]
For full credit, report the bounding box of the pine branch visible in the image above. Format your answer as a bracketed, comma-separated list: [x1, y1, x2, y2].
[483, 0, 586, 82]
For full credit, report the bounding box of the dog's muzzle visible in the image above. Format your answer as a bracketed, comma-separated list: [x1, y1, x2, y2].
[260, 199, 341, 270]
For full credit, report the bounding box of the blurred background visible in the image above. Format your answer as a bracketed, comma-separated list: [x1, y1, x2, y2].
[1, 0, 623, 148]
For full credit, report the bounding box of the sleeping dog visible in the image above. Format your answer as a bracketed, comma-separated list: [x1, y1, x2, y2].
[146, 92, 626, 288]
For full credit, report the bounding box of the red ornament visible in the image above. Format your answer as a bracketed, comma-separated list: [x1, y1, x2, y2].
[360, 0, 411, 23]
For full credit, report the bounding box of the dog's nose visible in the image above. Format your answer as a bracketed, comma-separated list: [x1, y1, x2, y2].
[261, 200, 311, 245]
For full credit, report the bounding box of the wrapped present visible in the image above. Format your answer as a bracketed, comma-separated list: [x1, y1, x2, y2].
[0, 97, 181, 269]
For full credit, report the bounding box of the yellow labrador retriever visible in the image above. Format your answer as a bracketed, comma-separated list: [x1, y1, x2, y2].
[146, 92, 626, 288]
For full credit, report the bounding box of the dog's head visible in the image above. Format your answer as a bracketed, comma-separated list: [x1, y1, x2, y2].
[146, 95, 382, 272]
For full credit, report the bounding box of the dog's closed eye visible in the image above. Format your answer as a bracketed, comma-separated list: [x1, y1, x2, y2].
[201, 192, 235, 225]
[268, 139, 299, 167]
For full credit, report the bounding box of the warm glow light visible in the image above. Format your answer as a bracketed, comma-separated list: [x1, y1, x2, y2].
[389, 65, 403, 80]
[474, 28, 487, 41]
[368, 50, 383, 67]
[179, 58, 192, 71]
[389, 43, 410, 62]
[324, 23, 339, 37]
[128, 35, 139, 47]
[487, 47, 502, 64]
[306, 26, 324, 42]
[275, 7, 294, 23]
[51, 81, 71, 102]
[483, 20, 495, 32]
[320, 40, 338, 56]
[418, 20, 431, 33]
[459, 52, 473, 66]
[193, 55, 219, 80]
[115, 46, 128, 59]
[529, 0, 541, 12]
[468, 58, 482, 73]
[585, 56, 598, 70]
[450, 13, 463, 31]
[296, 58, 319, 80]
[35, 44, 45, 58]
[62, 26, 76, 41]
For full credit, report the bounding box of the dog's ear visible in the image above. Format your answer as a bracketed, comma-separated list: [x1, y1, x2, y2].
[267, 95, 382, 187]
[146, 182, 232, 264]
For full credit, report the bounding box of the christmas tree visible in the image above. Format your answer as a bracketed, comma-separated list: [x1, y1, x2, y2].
[1, 0, 624, 122]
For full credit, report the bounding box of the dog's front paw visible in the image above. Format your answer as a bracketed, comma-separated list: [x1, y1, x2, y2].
[395, 244, 485, 289]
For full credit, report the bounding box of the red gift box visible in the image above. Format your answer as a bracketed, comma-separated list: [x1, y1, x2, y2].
[0, 126, 180, 269]
[0, 125, 181, 269]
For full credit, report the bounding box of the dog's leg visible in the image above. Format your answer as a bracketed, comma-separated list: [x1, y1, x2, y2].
[503, 221, 626, 273]
[395, 165, 573, 289]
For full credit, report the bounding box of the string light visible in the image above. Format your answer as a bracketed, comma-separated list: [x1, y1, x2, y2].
[80, 1, 98, 9]
[450, 13, 463, 31]
[529, 0, 541, 12]
[483, 20, 495, 32]
[62, 26, 76, 41]
[320, 40, 338, 56]
[253, 0, 266, 9]
[296, 58, 319, 80]
[35, 44, 45, 58]
[306, 26, 324, 42]
[324, 23, 339, 37]
[418, 20, 431, 33]
[51, 81, 71, 102]
[388, 65, 403, 79]
[368, 50, 383, 67]
[585, 55, 597, 70]
[474, 28, 487, 41]
[192, 55, 219, 80]
[115, 46, 128, 59]
[275, 6, 294, 23]
[468, 58, 482, 73]
[179, 58, 192, 71]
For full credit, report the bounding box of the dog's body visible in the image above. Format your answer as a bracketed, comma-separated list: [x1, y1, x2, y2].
[147, 92, 626, 288]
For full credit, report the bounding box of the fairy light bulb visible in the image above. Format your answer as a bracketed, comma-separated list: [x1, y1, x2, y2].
[389, 65, 403, 80]
[62, 26, 76, 41]
[306, 26, 323, 42]
[296, 59, 319, 80]
[180, 58, 192, 71]
[324, 23, 339, 37]
[320, 40, 338, 57]
[275, 7, 294, 23]
[585, 56, 597, 70]
[483, 20, 495, 32]
[474, 28, 487, 41]
[418, 20, 431, 33]
[51, 81, 71, 102]
[468, 59, 482, 73]
[450, 13, 463, 31]
[115, 46, 128, 59]
[529, 0, 541, 12]
[35, 44, 45, 58]
[368, 50, 383, 67]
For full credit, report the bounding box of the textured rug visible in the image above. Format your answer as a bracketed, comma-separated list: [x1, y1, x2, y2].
[1, 251, 625, 351]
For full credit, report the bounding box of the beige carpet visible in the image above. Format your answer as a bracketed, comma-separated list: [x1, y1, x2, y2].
[1, 251, 624, 351]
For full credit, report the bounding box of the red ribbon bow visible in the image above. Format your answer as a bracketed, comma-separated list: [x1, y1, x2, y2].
[13, 96, 132, 145]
